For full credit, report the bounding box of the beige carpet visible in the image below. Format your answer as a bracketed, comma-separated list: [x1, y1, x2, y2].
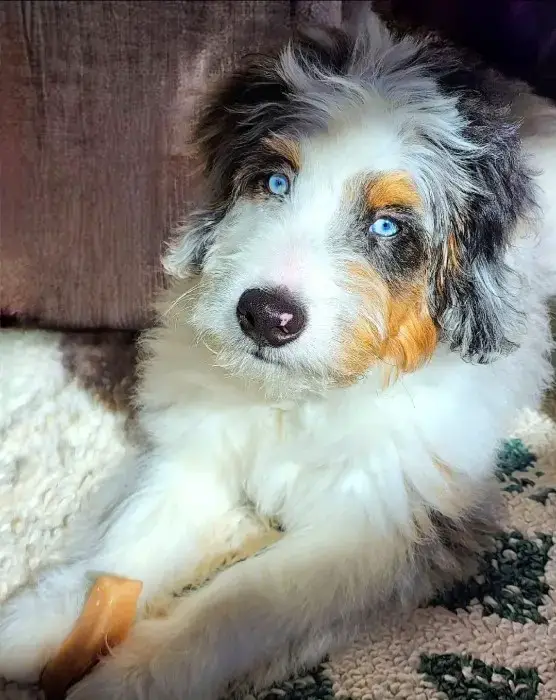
[0, 329, 555, 699]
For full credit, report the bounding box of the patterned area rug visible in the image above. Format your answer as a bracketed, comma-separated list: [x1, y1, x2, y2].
[0, 329, 555, 699]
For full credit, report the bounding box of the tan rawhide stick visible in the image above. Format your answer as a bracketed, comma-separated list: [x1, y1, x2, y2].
[40, 523, 282, 698]
[40, 575, 142, 700]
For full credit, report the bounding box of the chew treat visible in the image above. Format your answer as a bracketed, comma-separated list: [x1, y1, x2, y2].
[40, 575, 142, 700]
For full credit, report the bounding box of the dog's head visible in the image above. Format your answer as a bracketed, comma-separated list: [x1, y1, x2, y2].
[164, 13, 534, 396]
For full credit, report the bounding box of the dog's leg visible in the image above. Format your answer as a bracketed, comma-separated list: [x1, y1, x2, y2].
[0, 450, 249, 684]
[67, 508, 412, 700]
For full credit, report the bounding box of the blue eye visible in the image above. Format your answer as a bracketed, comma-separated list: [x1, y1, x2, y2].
[267, 173, 290, 196]
[369, 217, 399, 237]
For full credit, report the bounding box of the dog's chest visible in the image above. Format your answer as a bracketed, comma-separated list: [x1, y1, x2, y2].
[242, 398, 404, 525]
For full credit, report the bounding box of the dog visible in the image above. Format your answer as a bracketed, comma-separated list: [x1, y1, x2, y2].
[1, 9, 556, 700]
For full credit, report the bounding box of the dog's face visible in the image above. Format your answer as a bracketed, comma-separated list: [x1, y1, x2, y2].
[181, 115, 438, 391]
[165, 17, 533, 395]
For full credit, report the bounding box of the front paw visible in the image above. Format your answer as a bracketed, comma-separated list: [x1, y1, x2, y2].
[68, 619, 167, 700]
[0, 572, 88, 683]
[69, 617, 216, 700]
[67, 659, 152, 700]
[0, 591, 72, 683]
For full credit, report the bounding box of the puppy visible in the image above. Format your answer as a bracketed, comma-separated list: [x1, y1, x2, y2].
[2, 10, 556, 700]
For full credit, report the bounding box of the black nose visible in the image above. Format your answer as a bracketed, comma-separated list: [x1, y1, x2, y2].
[236, 288, 307, 348]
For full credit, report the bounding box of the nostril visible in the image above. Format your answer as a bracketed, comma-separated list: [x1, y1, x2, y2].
[243, 310, 256, 328]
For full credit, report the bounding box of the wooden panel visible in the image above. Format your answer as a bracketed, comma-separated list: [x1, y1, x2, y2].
[0, 1, 341, 329]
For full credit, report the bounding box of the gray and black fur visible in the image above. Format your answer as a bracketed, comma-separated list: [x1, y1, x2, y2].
[170, 16, 537, 366]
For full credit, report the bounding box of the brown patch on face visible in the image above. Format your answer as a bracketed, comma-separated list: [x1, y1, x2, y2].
[339, 263, 437, 384]
[262, 135, 301, 171]
[336, 263, 389, 383]
[381, 283, 437, 383]
[366, 172, 421, 211]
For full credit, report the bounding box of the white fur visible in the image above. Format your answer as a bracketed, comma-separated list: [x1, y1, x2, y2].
[1, 16, 556, 700]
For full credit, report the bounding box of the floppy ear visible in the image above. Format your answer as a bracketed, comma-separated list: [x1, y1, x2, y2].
[165, 28, 354, 279]
[430, 148, 534, 363]
[194, 58, 290, 197]
[163, 208, 222, 279]
[431, 237, 522, 363]
[164, 57, 290, 278]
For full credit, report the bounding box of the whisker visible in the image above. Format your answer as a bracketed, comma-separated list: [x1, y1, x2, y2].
[201, 336, 220, 357]
[163, 283, 202, 317]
